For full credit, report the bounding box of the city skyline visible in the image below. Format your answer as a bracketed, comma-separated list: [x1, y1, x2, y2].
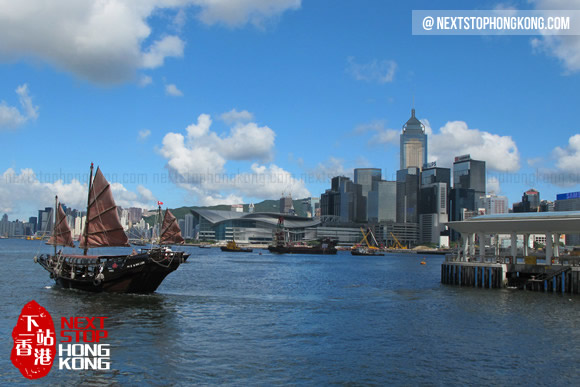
[1, 1, 580, 219]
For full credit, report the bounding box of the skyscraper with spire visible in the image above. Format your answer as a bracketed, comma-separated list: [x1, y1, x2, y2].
[400, 108, 427, 170]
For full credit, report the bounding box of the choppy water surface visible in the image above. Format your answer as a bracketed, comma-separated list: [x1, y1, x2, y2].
[1, 239, 579, 385]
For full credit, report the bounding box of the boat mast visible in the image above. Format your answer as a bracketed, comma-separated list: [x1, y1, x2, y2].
[53, 195, 58, 257]
[82, 163, 94, 256]
[157, 204, 162, 245]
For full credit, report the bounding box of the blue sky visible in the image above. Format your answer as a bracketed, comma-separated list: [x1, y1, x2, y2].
[1, 0, 580, 219]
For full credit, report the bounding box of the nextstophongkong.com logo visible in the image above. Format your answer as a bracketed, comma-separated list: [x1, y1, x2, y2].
[11, 300, 111, 380]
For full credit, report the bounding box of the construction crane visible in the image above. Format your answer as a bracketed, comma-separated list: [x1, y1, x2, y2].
[358, 228, 379, 250]
[390, 232, 407, 249]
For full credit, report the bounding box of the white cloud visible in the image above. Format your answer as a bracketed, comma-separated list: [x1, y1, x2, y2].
[165, 83, 184, 96]
[198, 193, 243, 206]
[220, 122, 275, 161]
[220, 108, 254, 124]
[420, 118, 433, 135]
[0, 84, 38, 129]
[371, 129, 399, 145]
[354, 120, 399, 146]
[0, 168, 155, 218]
[138, 75, 153, 87]
[159, 112, 307, 204]
[527, 157, 543, 167]
[553, 134, 580, 172]
[487, 176, 501, 195]
[0, 1, 300, 84]
[138, 129, 151, 142]
[141, 35, 185, 69]
[346, 56, 397, 84]
[195, 0, 301, 27]
[531, 0, 580, 73]
[428, 121, 520, 172]
[311, 157, 351, 183]
[137, 185, 155, 202]
[515, 135, 580, 187]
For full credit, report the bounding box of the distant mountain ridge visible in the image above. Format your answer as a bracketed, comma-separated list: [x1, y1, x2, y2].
[145, 198, 309, 223]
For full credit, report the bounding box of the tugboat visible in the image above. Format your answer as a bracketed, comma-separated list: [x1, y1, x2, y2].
[268, 216, 337, 255]
[35, 164, 184, 293]
[220, 240, 253, 253]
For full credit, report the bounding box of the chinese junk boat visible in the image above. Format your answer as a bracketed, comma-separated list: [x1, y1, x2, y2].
[268, 216, 337, 255]
[154, 205, 190, 262]
[35, 164, 184, 293]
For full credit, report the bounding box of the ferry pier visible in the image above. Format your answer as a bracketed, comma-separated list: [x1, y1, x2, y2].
[442, 212, 580, 294]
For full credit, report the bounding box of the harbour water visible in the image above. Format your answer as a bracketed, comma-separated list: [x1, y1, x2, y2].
[1, 239, 579, 385]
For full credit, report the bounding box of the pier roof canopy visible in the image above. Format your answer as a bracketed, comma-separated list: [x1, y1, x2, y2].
[447, 211, 580, 234]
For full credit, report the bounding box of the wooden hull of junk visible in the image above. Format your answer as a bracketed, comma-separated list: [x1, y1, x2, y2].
[36, 248, 183, 293]
[268, 245, 337, 255]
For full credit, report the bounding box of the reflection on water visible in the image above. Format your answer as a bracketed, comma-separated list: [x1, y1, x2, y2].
[1, 239, 579, 385]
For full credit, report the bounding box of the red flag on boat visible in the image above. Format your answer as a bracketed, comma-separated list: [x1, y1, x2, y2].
[157, 201, 163, 206]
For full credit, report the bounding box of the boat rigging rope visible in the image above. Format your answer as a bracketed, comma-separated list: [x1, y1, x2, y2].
[150, 250, 176, 268]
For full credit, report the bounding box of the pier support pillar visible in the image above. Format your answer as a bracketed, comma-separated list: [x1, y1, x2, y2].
[523, 234, 529, 257]
[510, 233, 517, 260]
[469, 233, 476, 260]
[553, 233, 560, 259]
[545, 233, 553, 264]
[462, 233, 469, 262]
[494, 234, 500, 261]
[478, 233, 485, 262]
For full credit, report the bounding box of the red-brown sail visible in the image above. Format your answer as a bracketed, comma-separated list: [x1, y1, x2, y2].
[80, 167, 130, 249]
[159, 209, 185, 245]
[47, 203, 75, 248]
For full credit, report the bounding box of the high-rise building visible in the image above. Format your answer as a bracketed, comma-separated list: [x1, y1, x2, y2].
[323, 176, 352, 219]
[396, 167, 420, 224]
[302, 197, 320, 218]
[368, 180, 397, 223]
[421, 164, 451, 187]
[0, 214, 8, 237]
[28, 217, 38, 234]
[555, 191, 580, 245]
[321, 188, 341, 218]
[354, 168, 382, 197]
[419, 182, 448, 244]
[483, 194, 508, 215]
[339, 178, 366, 223]
[321, 176, 365, 223]
[513, 189, 541, 212]
[540, 200, 554, 212]
[127, 207, 143, 224]
[279, 196, 294, 215]
[183, 213, 194, 239]
[449, 188, 475, 241]
[452, 154, 486, 209]
[400, 109, 427, 170]
[37, 207, 53, 234]
[178, 219, 186, 238]
[354, 168, 382, 220]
